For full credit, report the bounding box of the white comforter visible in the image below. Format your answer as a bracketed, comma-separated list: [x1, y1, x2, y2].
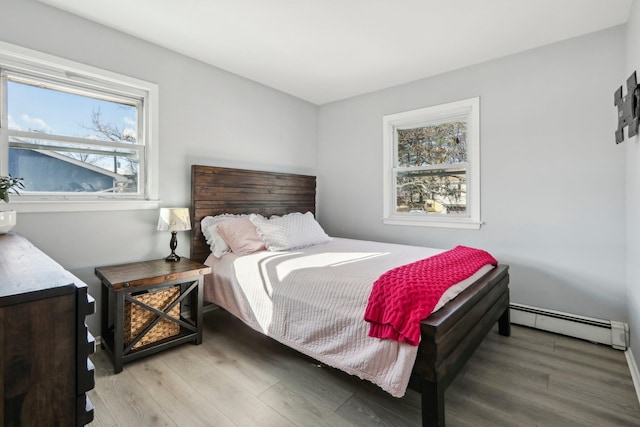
[203, 237, 493, 397]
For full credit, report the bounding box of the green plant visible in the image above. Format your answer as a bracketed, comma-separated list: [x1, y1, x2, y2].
[0, 175, 24, 203]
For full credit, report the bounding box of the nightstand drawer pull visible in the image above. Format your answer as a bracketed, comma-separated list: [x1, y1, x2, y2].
[124, 283, 130, 288]
[165, 275, 170, 280]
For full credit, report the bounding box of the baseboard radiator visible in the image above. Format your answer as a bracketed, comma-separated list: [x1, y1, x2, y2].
[510, 303, 629, 350]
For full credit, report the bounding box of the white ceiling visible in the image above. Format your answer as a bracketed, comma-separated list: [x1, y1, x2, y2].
[37, 0, 633, 105]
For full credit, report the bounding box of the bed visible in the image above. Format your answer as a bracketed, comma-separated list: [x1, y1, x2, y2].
[190, 164, 510, 427]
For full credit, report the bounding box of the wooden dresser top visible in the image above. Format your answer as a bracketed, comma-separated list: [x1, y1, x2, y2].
[0, 232, 82, 306]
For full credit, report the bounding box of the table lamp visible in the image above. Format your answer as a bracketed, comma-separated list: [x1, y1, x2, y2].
[157, 207, 191, 262]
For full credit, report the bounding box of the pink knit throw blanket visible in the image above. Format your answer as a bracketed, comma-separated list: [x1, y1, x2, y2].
[364, 246, 497, 346]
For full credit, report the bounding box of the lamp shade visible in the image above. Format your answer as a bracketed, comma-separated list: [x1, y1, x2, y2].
[157, 208, 192, 232]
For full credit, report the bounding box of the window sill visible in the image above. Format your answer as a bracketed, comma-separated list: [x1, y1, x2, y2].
[382, 216, 482, 230]
[4, 199, 162, 213]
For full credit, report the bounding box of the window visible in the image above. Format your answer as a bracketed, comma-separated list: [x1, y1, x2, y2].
[382, 97, 481, 229]
[0, 41, 159, 212]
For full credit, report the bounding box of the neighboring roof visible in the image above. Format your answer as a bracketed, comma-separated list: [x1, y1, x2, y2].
[34, 149, 128, 182]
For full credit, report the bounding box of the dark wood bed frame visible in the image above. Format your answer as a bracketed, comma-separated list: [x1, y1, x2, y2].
[190, 164, 510, 427]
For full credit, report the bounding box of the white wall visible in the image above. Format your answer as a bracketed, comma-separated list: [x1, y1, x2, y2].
[626, 0, 640, 375]
[318, 27, 628, 323]
[1, 0, 318, 334]
[2, 0, 634, 352]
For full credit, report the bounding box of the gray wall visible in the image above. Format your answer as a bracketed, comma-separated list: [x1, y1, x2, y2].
[1, 0, 318, 334]
[626, 0, 640, 377]
[317, 27, 628, 324]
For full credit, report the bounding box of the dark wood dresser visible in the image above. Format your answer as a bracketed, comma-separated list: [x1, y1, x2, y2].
[0, 232, 95, 426]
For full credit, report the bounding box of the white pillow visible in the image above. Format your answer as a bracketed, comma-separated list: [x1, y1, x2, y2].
[250, 211, 331, 251]
[201, 214, 245, 258]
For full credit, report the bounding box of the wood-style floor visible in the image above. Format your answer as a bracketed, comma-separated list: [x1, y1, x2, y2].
[87, 309, 640, 427]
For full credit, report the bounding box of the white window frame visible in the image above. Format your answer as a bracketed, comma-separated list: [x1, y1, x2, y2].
[0, 41, 159, 213]
[382, 97, 481, 229]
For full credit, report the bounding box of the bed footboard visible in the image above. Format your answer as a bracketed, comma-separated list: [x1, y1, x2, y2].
[410, 265, 510, 427]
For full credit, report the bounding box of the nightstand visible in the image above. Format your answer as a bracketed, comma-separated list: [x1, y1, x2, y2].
[95, 258, 211, 373]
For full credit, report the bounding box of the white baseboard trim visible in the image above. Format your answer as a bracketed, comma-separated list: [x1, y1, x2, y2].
[511, 304, 639, 403]
[510, 303, 629, 350]
[626, 349, 640, 404]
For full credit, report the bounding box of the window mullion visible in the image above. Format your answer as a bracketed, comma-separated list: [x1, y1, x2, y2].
[8, 129, 141, 151]
[393, 163, 469, 173]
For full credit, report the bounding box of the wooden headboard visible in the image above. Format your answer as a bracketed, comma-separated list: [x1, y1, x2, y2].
[190, 165, 316, 264]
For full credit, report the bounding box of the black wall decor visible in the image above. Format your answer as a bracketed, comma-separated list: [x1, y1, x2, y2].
[614, 71, 640, 144]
